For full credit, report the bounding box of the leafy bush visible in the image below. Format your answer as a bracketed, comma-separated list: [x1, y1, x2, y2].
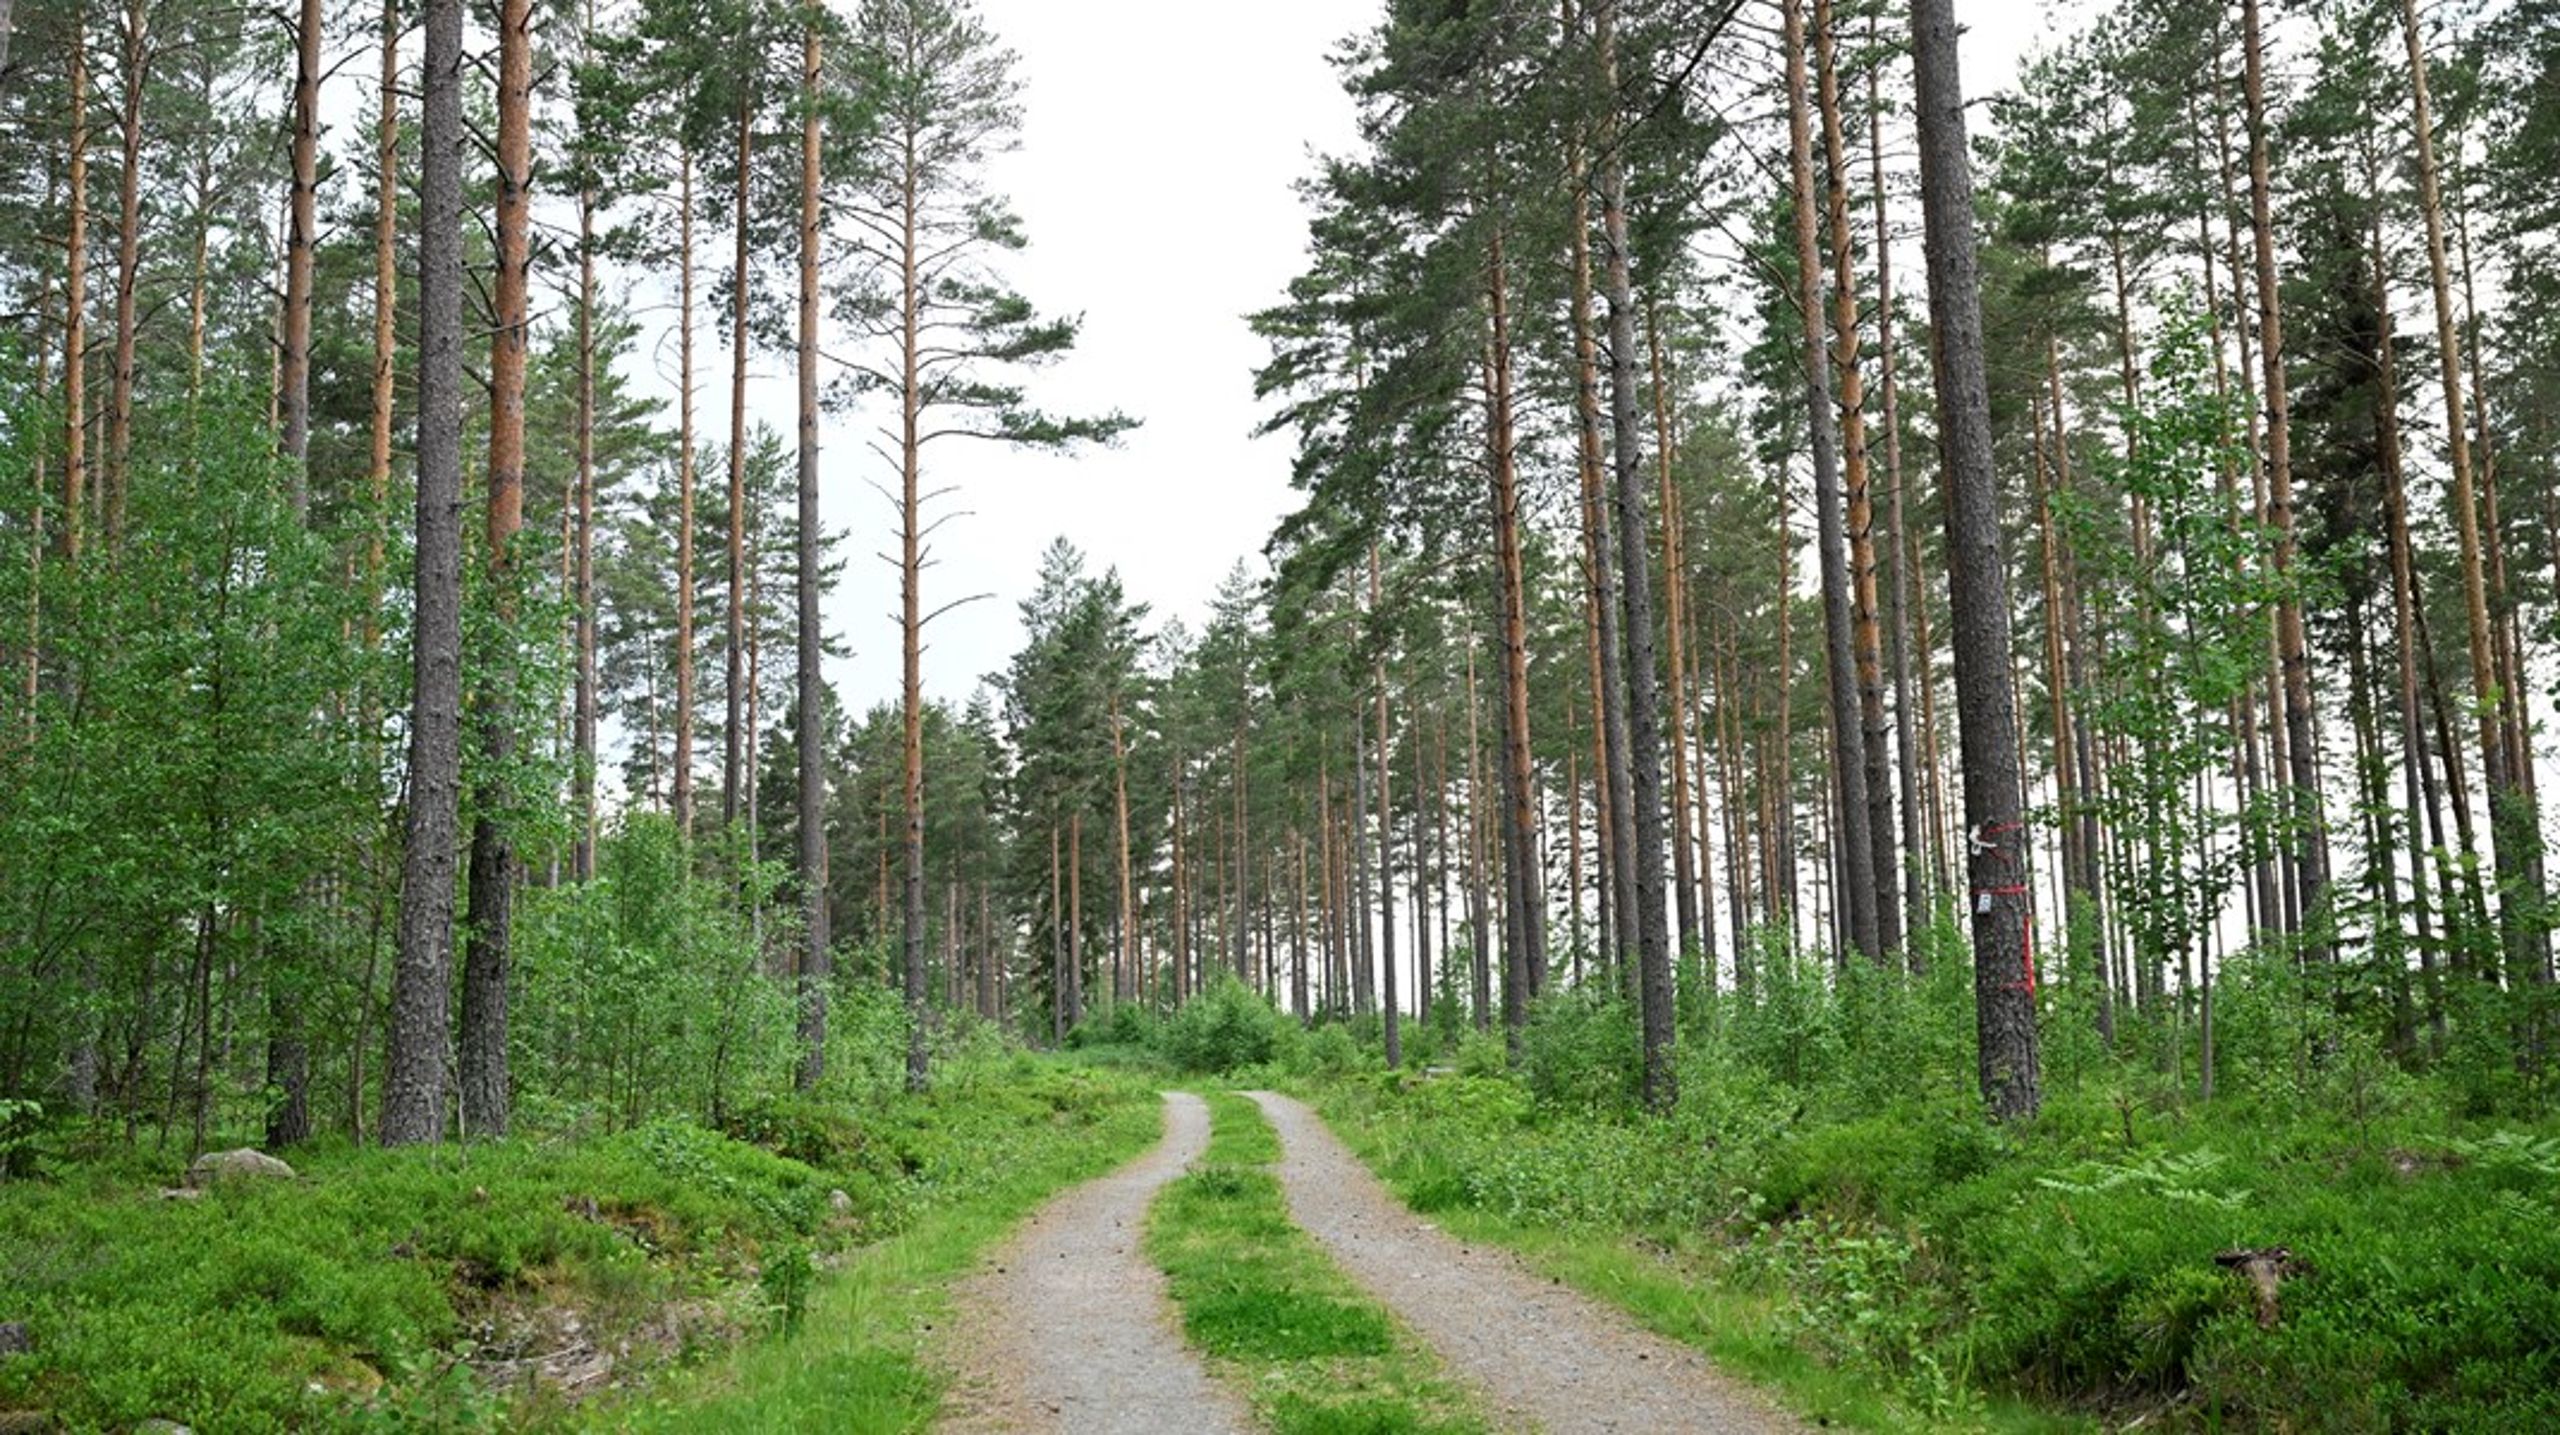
[1516, 988, 1640, 1112]
[1160, 977, 1290, 1074]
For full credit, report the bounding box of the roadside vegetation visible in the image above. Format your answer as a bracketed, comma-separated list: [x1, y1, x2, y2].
[1087, 949, 2560, 1434]
[0, 1033, 1155, 1432]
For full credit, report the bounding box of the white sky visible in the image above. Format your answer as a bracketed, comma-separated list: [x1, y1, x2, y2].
[741, 0, 2076, 722]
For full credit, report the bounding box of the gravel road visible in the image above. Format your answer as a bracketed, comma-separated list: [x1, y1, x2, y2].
[1245, 1089, 1809, 1435]
[935, 1090, 1247, 1435]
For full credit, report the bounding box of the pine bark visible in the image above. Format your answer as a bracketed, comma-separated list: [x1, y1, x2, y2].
[675, 150, 699, 837]
[1373, 547, 1400, 1066]
[794, 22, 829, 1091]
[384, 0, 467, 1146]
[1783, 0, 1879, 964]
[1592, 0, 1673, 1104]
[104, 0, 146, 545]
[724, 84, 754, 830]
[2243, 0, 2331, 958]
[1819, 0, 1899, 960]
[572, 0, 600, 883]
[1910, 0, 2039, 1120]
[276, 0, 317, 521]
[461, 0, 533, 1140]
[2399, 0, 2541, 979]
[1485, 226, 1544, 1041]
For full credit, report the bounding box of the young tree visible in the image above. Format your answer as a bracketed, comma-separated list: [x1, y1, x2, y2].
[834, 0, 1130, 1091]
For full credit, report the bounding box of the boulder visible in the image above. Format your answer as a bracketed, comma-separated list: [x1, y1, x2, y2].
[0, 1323, 27, 1356]
[185, 1149, 295, 1187]
[827, 1188, 854, 1217]
[0, 1411, 51, 1433]
[133, 1422, 194, 1435]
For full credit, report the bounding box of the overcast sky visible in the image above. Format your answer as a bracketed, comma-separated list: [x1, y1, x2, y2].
[756, 0, 2076, 725]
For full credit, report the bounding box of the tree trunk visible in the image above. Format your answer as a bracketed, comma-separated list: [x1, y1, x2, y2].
[1373, 547, 1400, 1066]
[794, 23, 829, 1091]
[366, 0, 397, 653]
[675, 150, 699, 836]
[1465, 645, 1492, 1028]
[1871, 16, 1927, 950]
[1591, 0, 1673, 1103]
[1566, 31, 1636, 979]
[1819, 0, 1899, 961]
[1784, 0, 1878, 967]
[898, 116, 929, 1090]
[385, 0, 468, 1146]
[63, 10, 88, 570]
[571, 0, 600, 883]
[105, 0, 147, 546]
[2244, 0, 2331, 960]
[1651, 309, 1699, 963]
[1910, 0, 2039, 1120]
[1114, 693, 1135, 1006]
[725, 82, 754, 830]
[2400, 0, 2539, 981]
[461, 0, 534, 1140]
[1485, 225, 1543, 1041]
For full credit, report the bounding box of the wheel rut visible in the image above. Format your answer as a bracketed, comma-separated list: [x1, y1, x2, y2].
[1244, 1089, 1809, 1435]
[937, 1090, 1247, 1435]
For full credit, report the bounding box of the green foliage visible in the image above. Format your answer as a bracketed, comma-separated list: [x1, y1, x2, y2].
[1158, 976, 1290, 1074]
[758, 1243, 814, 1338]
[1515, 988, 1640, 1112]
[513, 815, 800, 1133]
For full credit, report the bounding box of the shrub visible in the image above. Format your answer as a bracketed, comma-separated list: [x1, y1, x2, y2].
[1160, 977, 1289, 1074]
[1518, 987, 1640, 1112]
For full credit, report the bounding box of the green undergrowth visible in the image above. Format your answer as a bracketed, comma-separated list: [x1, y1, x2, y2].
[0, 1055, 1155, 1432]
[1300, 967, 2560, 1433]
[602, 1059, 1158, 1433]
[1147, 1092, 1487, 1435]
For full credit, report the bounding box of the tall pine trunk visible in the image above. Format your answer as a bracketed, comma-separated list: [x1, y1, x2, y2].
[1592, 0, 1674, 1104]
[460, 0, 534, 1140]
[2399, 0, 2542, 981]
[675, 151, 699, 836]
[2243, 0, 2331, 960]
[384, 0, 468, 1146]
[724, 84, 754, 830]
[794, 21, 829, 1091]
[1784, 0, 1878, 964]
[1910, 0, 2039, 1120]
[1819, 0, 1899, 961]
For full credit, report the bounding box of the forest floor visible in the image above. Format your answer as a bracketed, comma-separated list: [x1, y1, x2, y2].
[936, 1091, 1247, 1435]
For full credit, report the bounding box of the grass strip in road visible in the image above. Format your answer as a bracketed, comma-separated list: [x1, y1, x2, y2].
[597, 1063, 1162, 1434]
[1148, 1091, 1489, 1435]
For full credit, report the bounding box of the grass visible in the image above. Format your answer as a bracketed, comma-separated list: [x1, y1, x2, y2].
[593, 1059, 1162, 1433]
[1146, 1091, 1488, 1435]
[0, 1055, 1160, 1433]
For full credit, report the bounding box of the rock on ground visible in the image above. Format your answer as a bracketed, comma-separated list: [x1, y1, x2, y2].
[185, 1149, 295, 1187]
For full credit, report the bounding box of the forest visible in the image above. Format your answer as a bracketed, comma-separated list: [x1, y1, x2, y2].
[1, 0, 2557, 1428]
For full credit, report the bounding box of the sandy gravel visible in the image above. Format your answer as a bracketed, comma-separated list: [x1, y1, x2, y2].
[935, 1090, 1247, 1435]
[1245, 1089, 1809, 1435]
